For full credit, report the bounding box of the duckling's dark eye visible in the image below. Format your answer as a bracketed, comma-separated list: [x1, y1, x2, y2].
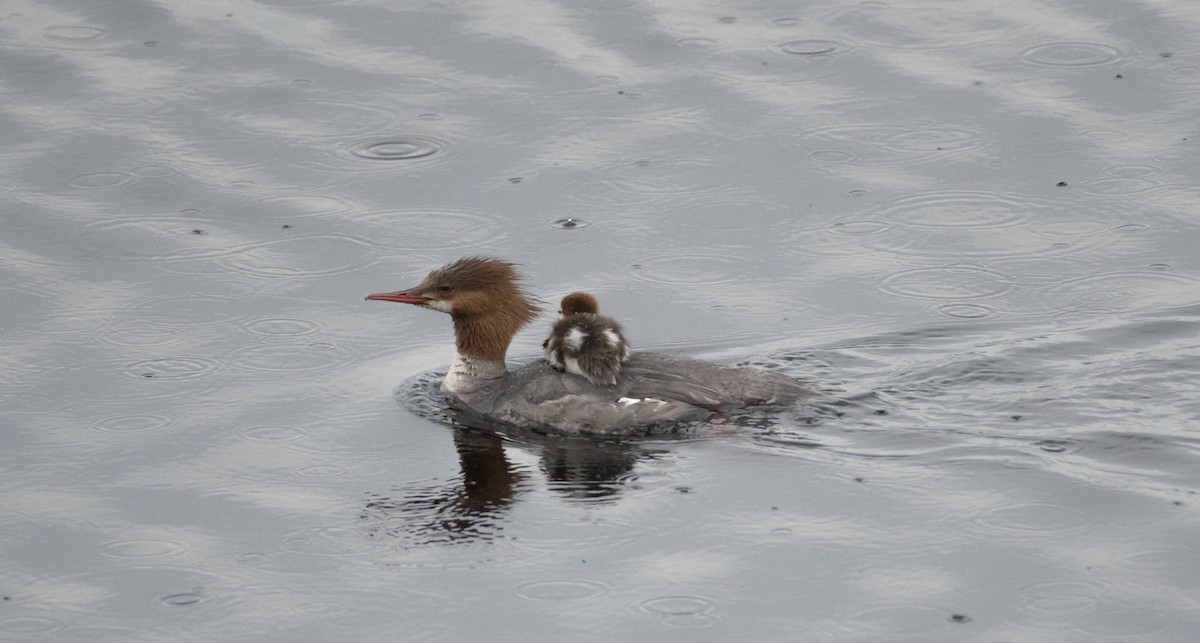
[438, 285, 451, 293]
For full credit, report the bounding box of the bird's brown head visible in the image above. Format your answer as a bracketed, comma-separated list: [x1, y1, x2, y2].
[559, 291, 599, 318]
[366, 257, 541, 361]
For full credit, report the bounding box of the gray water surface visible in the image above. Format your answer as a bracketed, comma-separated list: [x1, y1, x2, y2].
[3, 0, 1200, 640]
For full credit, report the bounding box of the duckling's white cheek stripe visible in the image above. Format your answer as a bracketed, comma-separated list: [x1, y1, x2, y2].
[602, 329, 620, 346]
[426, 299, 453, 313]
[565, 328, 587, 350]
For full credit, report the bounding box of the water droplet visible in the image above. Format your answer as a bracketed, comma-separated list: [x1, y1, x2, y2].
[547, 217, 593, 229]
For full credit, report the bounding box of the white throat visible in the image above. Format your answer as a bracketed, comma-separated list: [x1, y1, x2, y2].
[442, 350, 508, 396]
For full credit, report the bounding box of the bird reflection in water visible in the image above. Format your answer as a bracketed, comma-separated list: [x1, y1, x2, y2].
[360, 426, 650, 546]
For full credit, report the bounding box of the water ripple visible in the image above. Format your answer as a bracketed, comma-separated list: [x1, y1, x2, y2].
[224, 99, 400, 139]
[676, 38, 718, 49]
[353, 208, 506, 250]
[515, 580, 607, 601]
[69, 171, 132, 189]
[0, 617, 62, 635]
[1049, 271, 1200, 312]
[253, 193, 359, 219]
[545, 217, 593, 229]
[126, 293, 253, 327]
[1078, 176, 1167, 196]
[347, 137, 442, 161]
[159, 591, 204, 607]
[935, 303, 998, 319]
[237, 425, 309, 442]
[239, 317, 325, 337]
[1018, 580, 1104, 612]
[41, 25, 114, 51]
[876, 190, 1033, 229]
[230, 343, 353, 373]
[1019, 42, 1121, 67]
[91, 413, 176, 433]
[969, 501, 1093, 539]
[778, 40, 843, 56]
[640, 595, 718, 628]
[216, 234, 381, 279]
[79, 215, 234, 263]
[630, 252, 756, 287]
[829, 5, 1019, 50]
[805, 124, 990, 165]
[100, 539, 191, 559]
[564, 158, 740, 211]
[880, 265, 1012, 301]
[841, 604, 949, 635]
[125, 357, 220, 380]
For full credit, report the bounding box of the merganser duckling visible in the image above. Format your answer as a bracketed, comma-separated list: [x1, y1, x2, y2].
[366, 257, 810, 436]
[543, 292, 630, 386]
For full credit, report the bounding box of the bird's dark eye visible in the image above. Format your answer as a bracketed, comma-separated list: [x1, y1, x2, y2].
[438, 285, 451, 293]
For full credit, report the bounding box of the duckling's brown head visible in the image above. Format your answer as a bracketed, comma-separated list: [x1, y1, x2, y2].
[559, 291, 599, 318]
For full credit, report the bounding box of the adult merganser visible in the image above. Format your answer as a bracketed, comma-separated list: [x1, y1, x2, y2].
[366, 257, 810, 436]
[543, 292, 630, 386]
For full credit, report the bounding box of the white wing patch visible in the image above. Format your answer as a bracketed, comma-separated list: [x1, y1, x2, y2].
[564, 328, 587, 351]
[602, 329, 621, 347]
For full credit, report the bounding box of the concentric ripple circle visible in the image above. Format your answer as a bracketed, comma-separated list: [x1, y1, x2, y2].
[125, 357, 220, 380]
[353, 209, 505, 249]
[970, 502, 1092, 538]
[875, 190, 1032, 229]
[216, 235, 380, 279]
[347, 136, 443, 161]
[45, 25, 106, 40]
[69, 171, 132, 189]
[239, 317, 325, 337]
[779, 40, 842, 55]
[230, 343, 352, 373]
[630, 253, 754, 286]
[515, 580, 607, 601]
[1019, 42, 1121, 67]
[880, 265, 1012, 301]
[100, 539, 190, 559]
[91, 414, 176, 433]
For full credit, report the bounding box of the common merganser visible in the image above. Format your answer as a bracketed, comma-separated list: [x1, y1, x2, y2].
[543, 292, 630, 386]
[366, 257, 810, 436]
